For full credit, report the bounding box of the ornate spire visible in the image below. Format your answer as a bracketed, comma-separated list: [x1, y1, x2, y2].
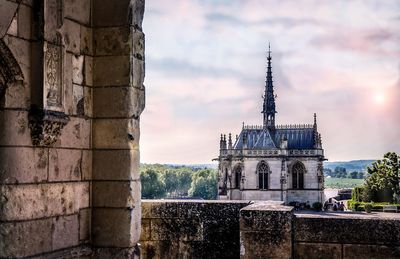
[262, 43, 276, 129]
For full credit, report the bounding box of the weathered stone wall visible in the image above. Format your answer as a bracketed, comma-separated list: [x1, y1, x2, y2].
[140, 200, 250, 259]
[0, 0, 145, 257]
[240, 202, 293, 259]
[294, 212, 400, 259]
[141, 201, 400, 259]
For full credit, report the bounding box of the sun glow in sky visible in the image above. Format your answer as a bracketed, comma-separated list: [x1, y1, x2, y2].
[141, 0, 400, 164]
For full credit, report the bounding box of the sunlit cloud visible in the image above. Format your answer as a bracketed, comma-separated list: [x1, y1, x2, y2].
[141, 0, 400, 164]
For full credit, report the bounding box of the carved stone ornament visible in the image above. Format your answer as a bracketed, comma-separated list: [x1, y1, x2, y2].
[28, 106, 69, 146]
[44, 43, 63, 110]
[280, 176, 287, 184]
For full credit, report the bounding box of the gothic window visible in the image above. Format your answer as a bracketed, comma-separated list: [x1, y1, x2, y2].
[257, 162, 269, 190]
[292, 162, 305, 189]
[233, 165, 242, 189]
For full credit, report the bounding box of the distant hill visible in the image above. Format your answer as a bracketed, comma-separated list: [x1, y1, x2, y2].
[140, 163, 218, 170]
[323, 160, 375, 172]
[142, 160, 375, 172]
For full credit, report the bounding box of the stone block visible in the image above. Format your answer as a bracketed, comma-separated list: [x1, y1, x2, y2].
[294, 242, 342, 259]
[93, 55, 130, 86]
[92, 247, 140, 259]
[0, 218, 52, 258]
[140, 219, 151, 241]
[93, 86, 145, 118]
[93, 149, 140, 180]
[132, 27, 145, 60]
[82, 150, 92, 180]
[294, 215, 400, 245]
[343, 244, 400, 259]
[17, 3, 31, 39]
[3, 35, 30, 68]
[84, 86, 93, 117]
[0, 147, 48, 184]
[92, 118, 139, 149]
[150, 218, 203, 242]
[141, 201, 179, 219]
[140, 240, 179, 259]
[80, 25, 93, 55]
[52, 214, 79, 250]
[56, 117, 91, 149]
[72, 54, 84, 85]
[131, 57, 145, 88]
[72, 84, 84, 115]
[79, 208, 91, 242]
[0, 0, 19, 38]
[84, 55, 93, 86]
[92, 208, 139, 247]
[64, 0, 91, 25]
[240, 202, 294, 259]
[92, 0, 132, 27]
[0, 110, 32, 146]
[61, 19, 81, 54]
[63, 52, 74, 114]
[0, 182, 89, 221]
[94, 26, 130, 56]
[48, 148, 82, 182]
[130, 0, 145, 30]
[4, 79, 30, 109]
[92, 180, 140, 208]
[6, 14, 17, 36]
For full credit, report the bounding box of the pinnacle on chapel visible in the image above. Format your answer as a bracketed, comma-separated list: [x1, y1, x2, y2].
[262, 43, 277, 130]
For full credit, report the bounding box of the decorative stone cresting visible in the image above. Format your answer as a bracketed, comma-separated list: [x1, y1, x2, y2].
[28, 106, 69, 146]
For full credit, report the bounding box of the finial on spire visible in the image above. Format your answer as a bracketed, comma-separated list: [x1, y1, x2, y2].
[268, 42, 271, 58]
[313, 113, 317, 128]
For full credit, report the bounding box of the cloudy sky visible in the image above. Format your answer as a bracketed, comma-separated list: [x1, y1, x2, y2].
[141, 0, 400, 164]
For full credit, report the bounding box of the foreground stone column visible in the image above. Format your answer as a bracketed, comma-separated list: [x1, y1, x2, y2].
[91, 0, 145, 257]
[240, 202, 294, 259]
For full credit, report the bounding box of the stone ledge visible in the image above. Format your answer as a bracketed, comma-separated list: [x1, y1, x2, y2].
[294, 213, 400, 245]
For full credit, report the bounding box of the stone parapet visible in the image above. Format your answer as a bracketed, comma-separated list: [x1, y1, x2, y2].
[240, 201, 294, 259]
[293, 211, 400, 259]
[140, 200, 250, 259]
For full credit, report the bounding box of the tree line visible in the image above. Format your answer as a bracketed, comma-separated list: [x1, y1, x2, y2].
[324, 166, 364, 179]
[140, 164, 218, 200]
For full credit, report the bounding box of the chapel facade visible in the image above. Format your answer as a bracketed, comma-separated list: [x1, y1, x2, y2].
[217, 46, 325, 204]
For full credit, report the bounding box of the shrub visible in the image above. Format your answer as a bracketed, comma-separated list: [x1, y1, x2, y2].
[312, 202, 323, 211]
[351, 187, 364, 202]
[364, 203, 372, 213]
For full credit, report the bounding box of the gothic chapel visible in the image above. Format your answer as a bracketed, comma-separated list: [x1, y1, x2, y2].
[217, 46, 325, 204]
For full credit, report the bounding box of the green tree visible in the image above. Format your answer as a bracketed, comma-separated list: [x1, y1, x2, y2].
[334, 166, 346, 178]
[141, 169, 166, 199]
[349, 171, 359, 179]
[366, 152, 400, 202]
[189, 169, 217, 199]
[177, 171, 192, 196]
[357, 171, 364, 179]
[162, 170, 179, 197]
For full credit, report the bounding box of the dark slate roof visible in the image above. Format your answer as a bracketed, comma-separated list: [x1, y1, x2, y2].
[233, 125, 316, 150]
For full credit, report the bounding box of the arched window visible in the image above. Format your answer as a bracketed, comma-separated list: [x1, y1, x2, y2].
[257, 162, 269, 190]
[233, 165, 242, 189]
[292, 162, 305, 189]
